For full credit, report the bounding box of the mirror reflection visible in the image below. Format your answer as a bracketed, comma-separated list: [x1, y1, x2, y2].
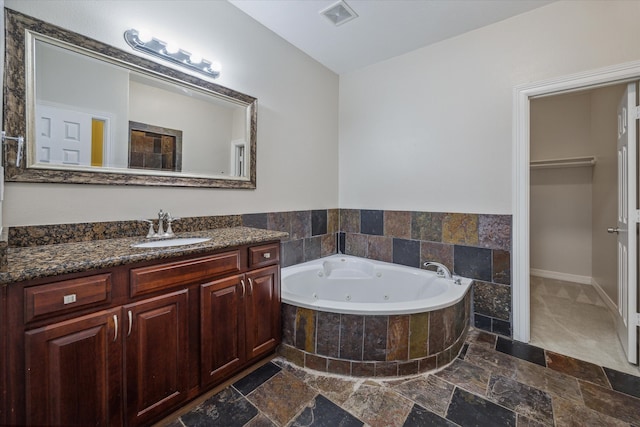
[3, 8, 257, 188]
[33, 38, 250, 179]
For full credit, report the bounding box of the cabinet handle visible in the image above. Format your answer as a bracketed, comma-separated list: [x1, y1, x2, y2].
[127, 310, 132, 337]
[248, 278, 254, 296]
[263, 252, 271, 259]
[113, 314, 118, 342]
[240, 279, 246, 298]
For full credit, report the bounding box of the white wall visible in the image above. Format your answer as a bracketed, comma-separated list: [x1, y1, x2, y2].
[3, 0, 339, 225]
[530, 93, 593, 279]
[339, 1, 640, 214]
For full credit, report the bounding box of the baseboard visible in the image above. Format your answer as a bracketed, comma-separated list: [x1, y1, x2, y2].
[530, 268, 592, 285]
[591, 278, 619, 316]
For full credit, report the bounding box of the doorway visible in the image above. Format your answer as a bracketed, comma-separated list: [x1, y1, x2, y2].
[528, 85, 636, 374]
[512, 61, 640, 376]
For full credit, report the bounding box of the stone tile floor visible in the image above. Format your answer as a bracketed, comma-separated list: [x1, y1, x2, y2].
[157, 328, 640, 427]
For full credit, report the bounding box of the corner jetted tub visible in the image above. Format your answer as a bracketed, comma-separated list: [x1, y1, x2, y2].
[279, 255, 472, 377]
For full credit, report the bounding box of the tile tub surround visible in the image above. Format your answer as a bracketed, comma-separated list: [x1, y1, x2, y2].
[340, 209, 512, 337]
[278, 292, 471, 377]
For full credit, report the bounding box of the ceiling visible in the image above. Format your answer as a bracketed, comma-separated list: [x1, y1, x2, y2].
[228, 0, 555, 75]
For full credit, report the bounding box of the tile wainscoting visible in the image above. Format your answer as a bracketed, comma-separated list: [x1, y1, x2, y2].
[5, 208, 512, 336]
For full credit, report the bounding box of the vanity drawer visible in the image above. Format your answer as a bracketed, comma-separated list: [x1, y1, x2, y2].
[130, 251, 241, 297]
[248, 243, 280, 269]
[24, 274, 112, 322]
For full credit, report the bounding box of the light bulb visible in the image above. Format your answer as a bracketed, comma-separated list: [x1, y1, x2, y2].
[137, 30, 152, 43]
[189, 53, 202, 64]
[210, 61, 222, 73]
[165, 43, 179, 54]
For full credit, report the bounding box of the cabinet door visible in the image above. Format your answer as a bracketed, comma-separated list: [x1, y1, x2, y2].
[200, 275, 245, 388]
[124, 290, 189, 427]
[245, 265, 281, 360]
[24, 308, 122, 427]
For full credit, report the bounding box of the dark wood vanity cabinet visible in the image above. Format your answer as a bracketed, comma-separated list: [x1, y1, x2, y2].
[4, 242, 281, 427]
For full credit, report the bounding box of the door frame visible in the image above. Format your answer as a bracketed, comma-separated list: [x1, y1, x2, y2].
[512, 60, 640, 342]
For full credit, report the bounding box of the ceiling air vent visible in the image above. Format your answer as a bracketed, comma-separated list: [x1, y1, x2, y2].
[320, 0, 358, 26]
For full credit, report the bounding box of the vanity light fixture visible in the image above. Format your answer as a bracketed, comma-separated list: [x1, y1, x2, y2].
[124, 29, 221, 78]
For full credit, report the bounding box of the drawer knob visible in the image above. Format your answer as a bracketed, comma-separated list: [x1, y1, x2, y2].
[263, 253, 271, 259]
[63, 294, 77, 305]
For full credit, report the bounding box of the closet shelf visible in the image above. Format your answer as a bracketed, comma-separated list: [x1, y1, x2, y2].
[530, 156, 596, 169]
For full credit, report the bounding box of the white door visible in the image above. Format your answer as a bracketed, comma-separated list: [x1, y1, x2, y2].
[36, 104, 92, 165]
[614, 82, 638, 364]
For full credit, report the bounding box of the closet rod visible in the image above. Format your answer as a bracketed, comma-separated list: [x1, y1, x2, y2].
[530, 156, 596, 169]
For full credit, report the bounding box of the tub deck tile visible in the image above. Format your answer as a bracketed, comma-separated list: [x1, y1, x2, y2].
[387, 315, 410, 361]
[363, 315, 388, 361]
[316, 311, 341, 358]
[409, 312, 429, 359]
[339, 314, 365, 361]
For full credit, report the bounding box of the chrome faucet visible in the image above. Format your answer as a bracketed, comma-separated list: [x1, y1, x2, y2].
[424, 262, 452, 279]
[157, 209, 166, 236]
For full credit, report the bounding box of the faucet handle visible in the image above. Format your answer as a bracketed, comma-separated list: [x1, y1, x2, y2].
[165, 216, 180, 237]
[140, 219, 156, 238]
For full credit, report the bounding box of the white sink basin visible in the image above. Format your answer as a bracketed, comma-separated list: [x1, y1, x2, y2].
[132, 237, 211, 248]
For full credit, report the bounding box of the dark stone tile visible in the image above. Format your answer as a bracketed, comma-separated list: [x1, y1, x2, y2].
[552, 395, 630, 427]
[351, 361, 376, 377]
[384, 211, 411, 238]
[327, 209, 339, 233]
[305, 353, 328, 372]
[496, 337, 545, 367]
[516, 358, 583, 403]
[340, 209, 360, 233]
[446, 387, 516, 427]
[580, 380, 640, 424]
[434, 358, 491, 396]
[338, 232, 345, 254]
[474, 281, 511, 321]
[493, 250, 511, 285]
[479, 214, 511, 251]
[281, 303, 297, 346]
[292, 394, 364, 427]
[454, 245, 492, 281]
[487, 375, 553, 425]
[420, 241, 454, 272]
[419, 355, 437, 373]
[316, 311, 341, 358]
[436, 348, 453, 368]
[321, 233, 336, 257]
[361, 209, 384, 235]
[545, 351, 609, 387]
[604, 366, 640, 398]
[181, 387, 257, 427]
[474, 313, 492, 332]
[398, 360, 420, 376]
[363, 315, 387, 361]
[367, 235, 393, 262]
[394, 375, 455, 416]
[393, 238, 420, 268]
[295, 308, 316, 352]
[242, 213, 268, 229]
[278, 344, 304, 367]
[492, 318, 512, 337]
[304, 236, 322, 261]
[282, 239, 304, 267]
[442, 213, 479, 246]
[403, 404, 457, 427]
[327, 358, 351, 375]
[375, 361, 398, 376]
[233, 362, 282, 396]
[339, 314, 364, 360]
[247, 372, 317, 426]
[387, 315, 410, 361]
[458, 343, 469, 360]
[311, 210, 328, 236]
[291, 210, 312, 240]
[267, 211, 291, 239]
[411, 211, 443, 242]
[345, 233, 367, 257]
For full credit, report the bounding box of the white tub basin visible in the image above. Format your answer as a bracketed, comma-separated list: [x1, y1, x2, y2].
[132, 237, 211, 248]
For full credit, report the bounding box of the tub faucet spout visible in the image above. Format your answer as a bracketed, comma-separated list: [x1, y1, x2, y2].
[424, 262, 452, 279]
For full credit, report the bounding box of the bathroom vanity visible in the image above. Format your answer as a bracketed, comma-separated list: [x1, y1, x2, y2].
[0, 228, 285, 426]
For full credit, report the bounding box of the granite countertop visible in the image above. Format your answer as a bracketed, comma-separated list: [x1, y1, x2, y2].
[0, 227, 288, 286]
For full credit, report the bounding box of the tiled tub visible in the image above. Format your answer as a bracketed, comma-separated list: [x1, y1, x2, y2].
[278, 255, 472, 377]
